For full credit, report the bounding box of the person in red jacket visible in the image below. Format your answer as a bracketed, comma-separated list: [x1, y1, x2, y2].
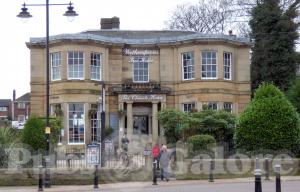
[152, 143, 160, 169]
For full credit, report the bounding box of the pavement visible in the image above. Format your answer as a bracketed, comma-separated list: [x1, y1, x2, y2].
[0, 176, 300, 192]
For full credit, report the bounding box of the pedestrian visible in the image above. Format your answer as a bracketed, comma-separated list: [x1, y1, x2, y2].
[159, 145, 170, 181]
[152, 143, 160, 169]
[121, 134, 129, 153]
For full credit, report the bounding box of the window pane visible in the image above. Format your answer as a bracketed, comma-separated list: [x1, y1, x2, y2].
[68, 51, 84, 79]
[133, 56, 149, 82]
[182, 52, 194, 80]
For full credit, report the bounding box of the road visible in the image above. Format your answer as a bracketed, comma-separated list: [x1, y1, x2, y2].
[0, 179, 300, 192]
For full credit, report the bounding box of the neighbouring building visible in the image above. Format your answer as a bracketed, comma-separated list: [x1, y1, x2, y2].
[0, 99, 11, 120]
[27, 17, 251, 152]
[11, 90, 30, 129]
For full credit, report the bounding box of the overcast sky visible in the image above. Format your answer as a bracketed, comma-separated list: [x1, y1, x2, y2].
[0, 0, 200, 99]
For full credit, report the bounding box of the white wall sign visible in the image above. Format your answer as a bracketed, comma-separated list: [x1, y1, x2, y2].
[119, 94, 166, 102]
[122, 48, 159, 56]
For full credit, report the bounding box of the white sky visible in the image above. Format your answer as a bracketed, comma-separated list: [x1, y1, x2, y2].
[0, 0, 199, 99]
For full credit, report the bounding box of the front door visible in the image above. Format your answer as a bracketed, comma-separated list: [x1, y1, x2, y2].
[133, 115, 149, 135]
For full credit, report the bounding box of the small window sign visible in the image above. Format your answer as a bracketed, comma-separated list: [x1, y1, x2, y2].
[86, 143, 100, 165]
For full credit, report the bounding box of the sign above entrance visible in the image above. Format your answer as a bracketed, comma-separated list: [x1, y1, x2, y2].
[122, 48, 159, 56]
[119, 94, 166, 102]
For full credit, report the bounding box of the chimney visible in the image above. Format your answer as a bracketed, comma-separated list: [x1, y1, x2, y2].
[101, 17, 120, 29]
[13, 89, 16, 101]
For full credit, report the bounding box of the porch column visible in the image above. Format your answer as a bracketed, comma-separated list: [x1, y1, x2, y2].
[152, 101, 159, 145]
[126, 101, 133, 143]
[119, 102, 125, 147]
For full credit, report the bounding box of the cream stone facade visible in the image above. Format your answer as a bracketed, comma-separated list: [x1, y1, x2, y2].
[27, 29, 251, 152]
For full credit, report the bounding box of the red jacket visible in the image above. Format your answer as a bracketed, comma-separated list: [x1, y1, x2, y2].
[152, 146, 160, 158]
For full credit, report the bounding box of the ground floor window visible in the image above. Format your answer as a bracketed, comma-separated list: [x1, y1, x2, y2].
[223, 102, 233, 113]
[68, 103, 85, 144]
[90, 104, 101, 143]
[182, 103, 196, 112]
[203, 102, 218, 110]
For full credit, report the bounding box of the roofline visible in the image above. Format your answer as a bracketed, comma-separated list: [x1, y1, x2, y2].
[26, 31, 252, 48]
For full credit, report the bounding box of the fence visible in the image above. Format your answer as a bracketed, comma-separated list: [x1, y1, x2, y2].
[55, 147, 146, 169]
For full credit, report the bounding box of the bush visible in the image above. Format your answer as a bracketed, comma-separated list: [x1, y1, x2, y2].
[235, 83, 300, 155]
[157, 109, 189, 144]
[187, 134, 216, 156]
[22, 116, 62, 151]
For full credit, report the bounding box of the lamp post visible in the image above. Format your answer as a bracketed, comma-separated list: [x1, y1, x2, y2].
[17, 1, 78, 189]
[100, 82, 105, 167]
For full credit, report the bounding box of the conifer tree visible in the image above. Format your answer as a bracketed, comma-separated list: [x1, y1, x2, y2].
[250, 0, 299, 92]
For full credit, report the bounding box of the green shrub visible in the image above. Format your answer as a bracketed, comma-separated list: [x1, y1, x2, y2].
[157, 109, 189, 144]
[187, 134, 216, 156]
[235, 83, 300, 155]
[22, 116, 61, 151]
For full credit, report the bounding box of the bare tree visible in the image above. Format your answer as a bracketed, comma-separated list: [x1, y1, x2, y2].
[166, 0, 236, 33]
[166, 0, 300, 37]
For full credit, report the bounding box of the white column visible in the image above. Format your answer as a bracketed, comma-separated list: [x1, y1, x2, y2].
[119, 102, 125, 147]
[126, 102, 133, 143]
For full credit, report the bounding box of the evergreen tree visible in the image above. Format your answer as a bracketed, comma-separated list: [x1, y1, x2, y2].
[235, 83, 300, 154]
[250, 0, 299, 92]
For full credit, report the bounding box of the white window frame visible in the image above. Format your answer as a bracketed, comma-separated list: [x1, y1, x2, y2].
[182, 102, 196, 112]
[90, 104, 101, 143]
[182, 52, 195, 80]
[18, 115, 25, 123]
[223, 102, 233, 113]
[50, 52, 61, 81]
[68, 103, 85, 144]
[0, 107, 7, 111]
[203, 102, 218, 110]
[67, 51, 85, 80]
[132, 55, 149, 83]
[201, 51, 218, 79]
[224, 52, 232, 80]
[90, 52, 102, 81]
[18, 102, 26, 109]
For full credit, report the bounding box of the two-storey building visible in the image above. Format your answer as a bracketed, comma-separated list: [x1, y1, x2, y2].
[27, 18, 251, 151]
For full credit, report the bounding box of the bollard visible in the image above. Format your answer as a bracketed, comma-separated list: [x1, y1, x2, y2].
[209, 159, 214, 182]
[275, 165, 281, 192]
[38, 166, 43, 192]
[93, 165, 99, 192]
[152, 159, 158, 185]
[254, 169, 262, 192]
[264, 158, 270, 181]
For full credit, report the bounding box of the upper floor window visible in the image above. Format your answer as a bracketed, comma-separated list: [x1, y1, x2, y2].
[91, 52, 102, 81]
[68, 51, 84, 80]
[68, 103, 85, 144]
[18, 102, 26, 109]
[224, 52, 232, 80]
[182, 52, 194, 80]
[133, 56, 149, 82]
[0, 107, 7, 111]
[183, 102, 196, 112]
[50, 52, 61, 81]
[223, 102, 233, 113]
[201, 51, 217, 79]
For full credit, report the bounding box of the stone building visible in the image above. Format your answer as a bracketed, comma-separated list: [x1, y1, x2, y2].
[27, 18, 251, 151]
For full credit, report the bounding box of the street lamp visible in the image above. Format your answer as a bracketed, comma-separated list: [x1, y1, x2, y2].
[96, 82, 105, 167]
[17, 0, 78, 189]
